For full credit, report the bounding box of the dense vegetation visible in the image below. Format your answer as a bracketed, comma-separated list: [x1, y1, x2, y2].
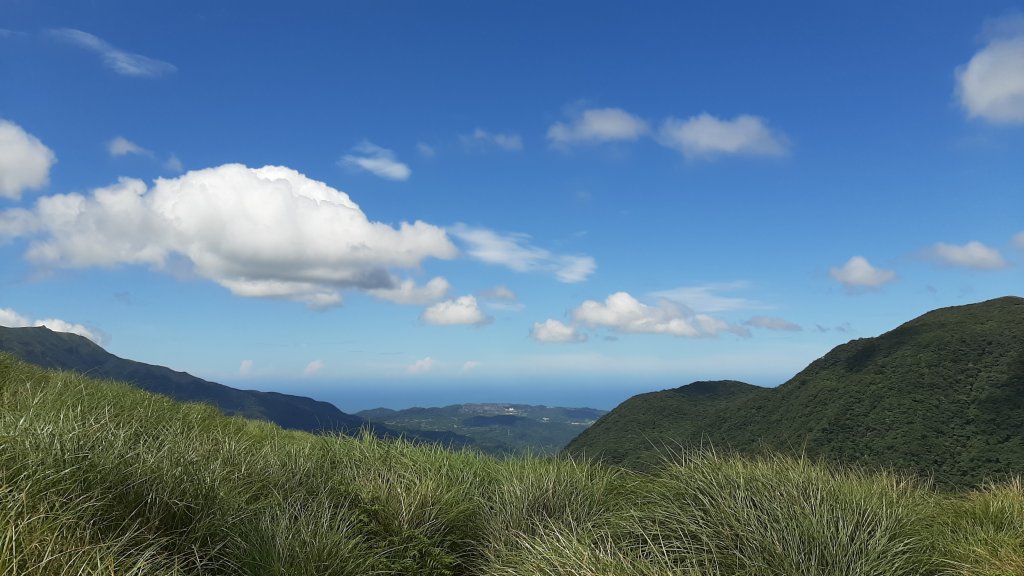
[358, 404, 605, 456]
[3, 353, 1024, 575]
[567, 296, 1024, 488]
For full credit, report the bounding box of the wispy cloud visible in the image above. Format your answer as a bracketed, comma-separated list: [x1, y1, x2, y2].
[462, 128, 523, 151]
[1014, 231, 1024, 249]
[956, 15, 1024, 124]
[48, 28, 176, 77]
[340, 141, 411, 181]
[108, 136, 151, 157]
[658, 113, 788, 158]
[547, 107, 649, 147]
[449, 224, 596, 283]
[0, 119, 56, 200]
[239, 359, 253, 376]
[830, 256, 896, 289]
[416, 142, 436, 157]
[303, 359, 324, 376]
[650, 281, 763, 313]
[407, 357, 436, 374]
[745, 316, 801, 331]
[932, 241, 1007, 269]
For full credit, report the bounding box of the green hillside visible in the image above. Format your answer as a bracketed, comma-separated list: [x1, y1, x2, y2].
[0, 325, 371, 435]
[358, 404, 605, 456]
[3, 352, 1024, 575]
[567, 296, 1024, 488]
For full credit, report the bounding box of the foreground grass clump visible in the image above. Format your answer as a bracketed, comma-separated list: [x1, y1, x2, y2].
[1, 353, 1022, 575]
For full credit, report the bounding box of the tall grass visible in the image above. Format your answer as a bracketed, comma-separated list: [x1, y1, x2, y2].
[0, 353, 1021, 575]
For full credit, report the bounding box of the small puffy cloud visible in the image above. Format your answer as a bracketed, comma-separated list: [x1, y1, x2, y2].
[340, 141, 411, 181]
[421, 295, 491, 326]
[933, 241, 1007, 269]
[531, 319, 586, 343]
[650, 281, 761, 313]
[745, 316, 802, 331]
[572, 292, 748, 338]
[462, 128, 523, 151]
[407, 357, 436, 374]
[0, 307, 103, 344]
[461, 360, 480, 373]
[1014, 231, 1024, 249]
[416, 143, 436, 157]
[658, 113, 788, 158]
[239, 359, 253, 376]
[0, 119, 56, 200]
[956, 17, 1024, 124]
[450, 224, 596, 283]
[830, 256, 896, 288]
[108, 136, 151, 157]
[48, 28, 176, 77]
[0, 164, 456, 307]
[303, 360, 324, 376]
[547, 107, 649, 146]
[369, 276, 450, 305]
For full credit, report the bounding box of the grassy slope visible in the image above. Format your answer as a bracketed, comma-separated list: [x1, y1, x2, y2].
[2, 353, 1023, 575]
[567, 296, 1024, 488]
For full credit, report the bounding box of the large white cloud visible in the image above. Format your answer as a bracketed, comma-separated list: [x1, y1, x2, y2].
[658, 114, 788, 158]
[0, 307, 103, 344]
[531, 319, 586, 343]
[340, 141, 411, 181]
[547, 107, 649, 146]
[449, 224, 595, 283]
[0, 164, 456, 307]
[0, 120, 56, 200]
[933, 241, 1007, 269]
[48, 28, 176, 77]
[572, 292, 748, 337]
[956, 18, 1024, 124]
[421, 295, 490, 326]
[368, 276, 450, 305]
[830, 256, 896, 288]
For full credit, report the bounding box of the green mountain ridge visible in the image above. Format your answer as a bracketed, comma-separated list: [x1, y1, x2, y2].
[0, 325, 376, 436]
[566, 296, 1024, 488]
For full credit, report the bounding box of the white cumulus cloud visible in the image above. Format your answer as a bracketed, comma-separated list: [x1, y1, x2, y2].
[463, 128, 523, 151]
[572, 292, 748, 338]
[933, 241, 1007, 269]
[449, 224, 596, 283]
[421, 295, 490, 326]
[830, 256, 896, 288]
[956, 17, 1024, 124]
[0, 164, 456, 307]
[407, 357, 436, 374]
[48, 28, 176, 77]
[0, 119, 56, 200]
[108, 136, 151, 157]
[368, 276, 450, 305]
[531, 319, 586, 343]
[340, 141, 411, 181]
[0, 307, 103, 344]
[745, 316, 802, 331]
[658, 113, 788, 158]
[547, 107, 649, 146]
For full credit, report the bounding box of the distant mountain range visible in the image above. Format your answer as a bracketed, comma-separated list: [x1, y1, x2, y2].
[0, 325, 603, 453]
[359, 404, 606, 456]
[566, 296, 1024, 488]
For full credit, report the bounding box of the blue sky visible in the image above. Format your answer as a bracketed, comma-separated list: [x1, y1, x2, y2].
[1, 1, 1022, 410]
